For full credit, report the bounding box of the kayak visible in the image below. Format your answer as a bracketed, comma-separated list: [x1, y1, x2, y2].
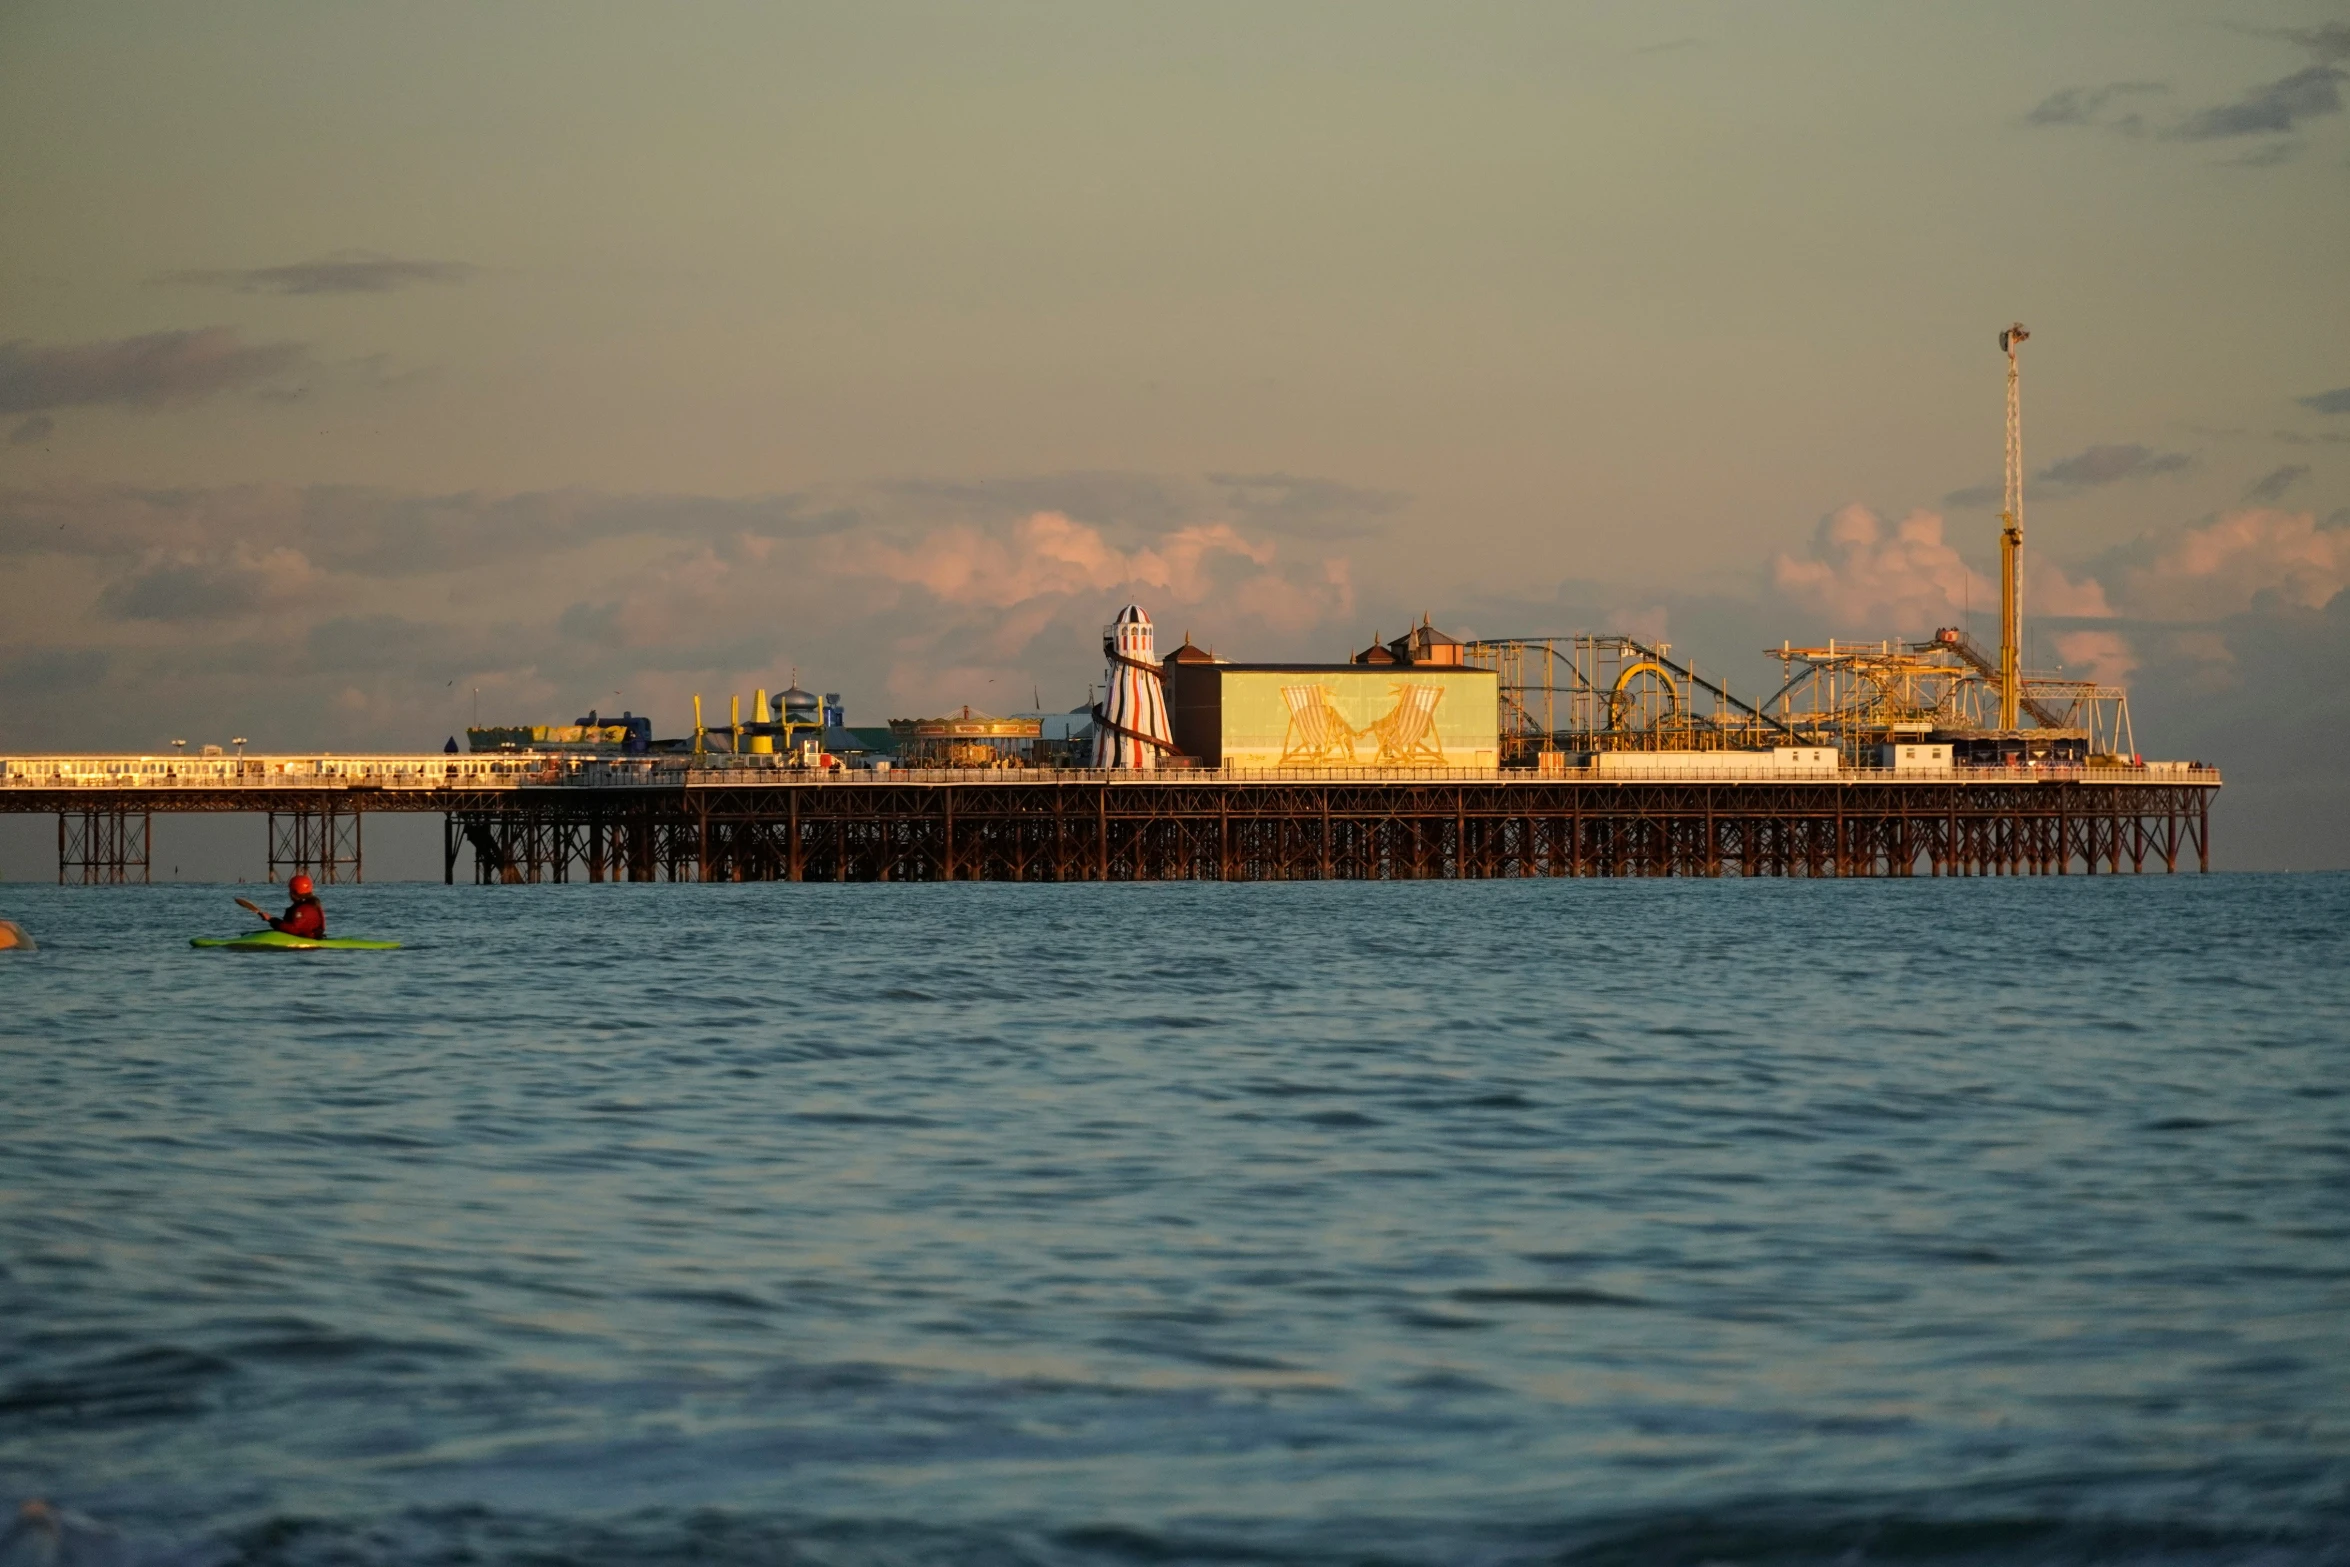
[191, 931, 402, 951]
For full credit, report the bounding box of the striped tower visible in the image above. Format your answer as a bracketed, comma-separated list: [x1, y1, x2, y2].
[1090, 603, 1174, 769]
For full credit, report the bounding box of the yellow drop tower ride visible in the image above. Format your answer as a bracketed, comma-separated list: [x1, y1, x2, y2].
[1998, 322, 2028, 734]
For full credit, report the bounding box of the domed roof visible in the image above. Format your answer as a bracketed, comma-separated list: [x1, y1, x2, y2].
[780, 684, 821, 718]
[1112, 603, 1152, 626]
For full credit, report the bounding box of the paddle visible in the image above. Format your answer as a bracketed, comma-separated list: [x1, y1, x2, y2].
[236, 896, 272, 923]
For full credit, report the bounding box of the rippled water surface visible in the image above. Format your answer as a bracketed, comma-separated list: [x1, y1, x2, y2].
[3, 876, 2346, 1565]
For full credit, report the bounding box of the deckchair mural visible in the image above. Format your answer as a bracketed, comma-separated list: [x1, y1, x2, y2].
[1279, 684, 1359, 763]
[1276, 682, 1449, 766]
[1366, 683, 1446, 765]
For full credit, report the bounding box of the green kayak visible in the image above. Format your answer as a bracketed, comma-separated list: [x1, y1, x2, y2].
[191, 931, 402, 951]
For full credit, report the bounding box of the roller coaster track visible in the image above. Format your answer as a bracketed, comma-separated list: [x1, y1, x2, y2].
[1466, 634, 1802, 746]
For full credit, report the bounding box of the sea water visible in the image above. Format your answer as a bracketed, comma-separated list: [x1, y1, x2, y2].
[2, 876, 2345, 1565]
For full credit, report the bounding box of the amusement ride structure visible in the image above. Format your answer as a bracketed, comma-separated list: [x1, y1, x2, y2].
[1090, 603, 1176, 769]
[1462, 322, 2132, 767]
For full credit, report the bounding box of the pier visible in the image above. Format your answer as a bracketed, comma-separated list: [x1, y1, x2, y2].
[3, 755, 2218, 882]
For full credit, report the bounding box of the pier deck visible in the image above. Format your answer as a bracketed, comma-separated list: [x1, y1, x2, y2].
[4, 755, 2218, 881]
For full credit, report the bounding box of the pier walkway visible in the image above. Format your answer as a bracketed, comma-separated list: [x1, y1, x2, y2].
[3, 753, 2220, 882]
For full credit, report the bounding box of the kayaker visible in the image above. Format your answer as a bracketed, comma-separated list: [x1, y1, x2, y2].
[269, 874, 327, 939]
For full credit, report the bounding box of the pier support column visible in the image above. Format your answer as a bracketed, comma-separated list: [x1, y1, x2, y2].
[58, 808, 149, 884]
[269, 806, 362, 883]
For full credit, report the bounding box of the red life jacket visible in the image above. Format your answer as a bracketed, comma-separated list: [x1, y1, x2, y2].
[274, 898, 326, 939]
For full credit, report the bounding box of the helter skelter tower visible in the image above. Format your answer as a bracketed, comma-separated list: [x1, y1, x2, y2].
[1997, 322, 2029, 733]
[1090, 603, 1175, 769]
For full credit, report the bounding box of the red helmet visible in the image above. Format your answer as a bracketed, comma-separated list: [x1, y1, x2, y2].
[288, 873, 315, 897]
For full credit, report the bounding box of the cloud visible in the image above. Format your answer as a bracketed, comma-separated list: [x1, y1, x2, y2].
[882, 469, 1402, 541]
[2051, 629, 2140, 685]
[837, 510, 1343, 622]
[1771, 505, 1986, 633]
[1944, 442, 2192, 508]
[1771, 503, 2114, 635]
[2226, 138, 2301, 166]
[96, 543, 325, 621]
[2227, 21, 2350, 64]
[2036, 443, 2193, 487]
[2245, 464, 2309, 503]
[0, 472, 1391, 592]
[0, 329, 306, 415]
[2039, 29, 2348, 150]
[1632, 37, 1700, 56]
[847, 509, 1182, 609]
[0, 477, 1366, 752]
[2116, 588, 2350, 867]
[2032, 560, 2116, 617]
[527, 506, 1354, 715]
[8, 415, 53, 446]
[154, 251, 477, 296]
[1206, 472, 1406, 538]
[882, 472, 1200, 534]
[2172, 64, 2344, 139]
[2025, 81, 2167, 128]
[0, 646, 113, 690]
[835, 513, 1352, 713]
[2112, 508, 2350, 620]
[0, 482, 856, 575]
[2298, 386, 2350, 415]
[2282, 22, 2350, 61]
[299, 615, 513, 680]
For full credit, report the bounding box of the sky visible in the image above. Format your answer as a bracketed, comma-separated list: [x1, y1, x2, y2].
[3, 1, 2347, 874]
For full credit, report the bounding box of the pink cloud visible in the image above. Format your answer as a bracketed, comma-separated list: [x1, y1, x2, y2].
[2118, 508, 2349, 620]
[1613, 603, 1672, 647]
[844, 511, 1129, 607]
[2051, 629, 2139, 685]
[804, 509, 1353, 714]
[834, 511, 1302, 616]
[1775, 503, 2113, 633]
[1773, 505, 1988, 633]
[2031, 560, 2114, 617]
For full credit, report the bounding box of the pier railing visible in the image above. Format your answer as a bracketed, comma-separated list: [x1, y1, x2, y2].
[1, 754, 2222, 791]
[1, 753, 2220, 880]
[0, 754, 567, 790]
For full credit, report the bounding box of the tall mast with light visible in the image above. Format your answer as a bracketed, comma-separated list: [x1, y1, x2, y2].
[1998, 322, 2029, 732]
